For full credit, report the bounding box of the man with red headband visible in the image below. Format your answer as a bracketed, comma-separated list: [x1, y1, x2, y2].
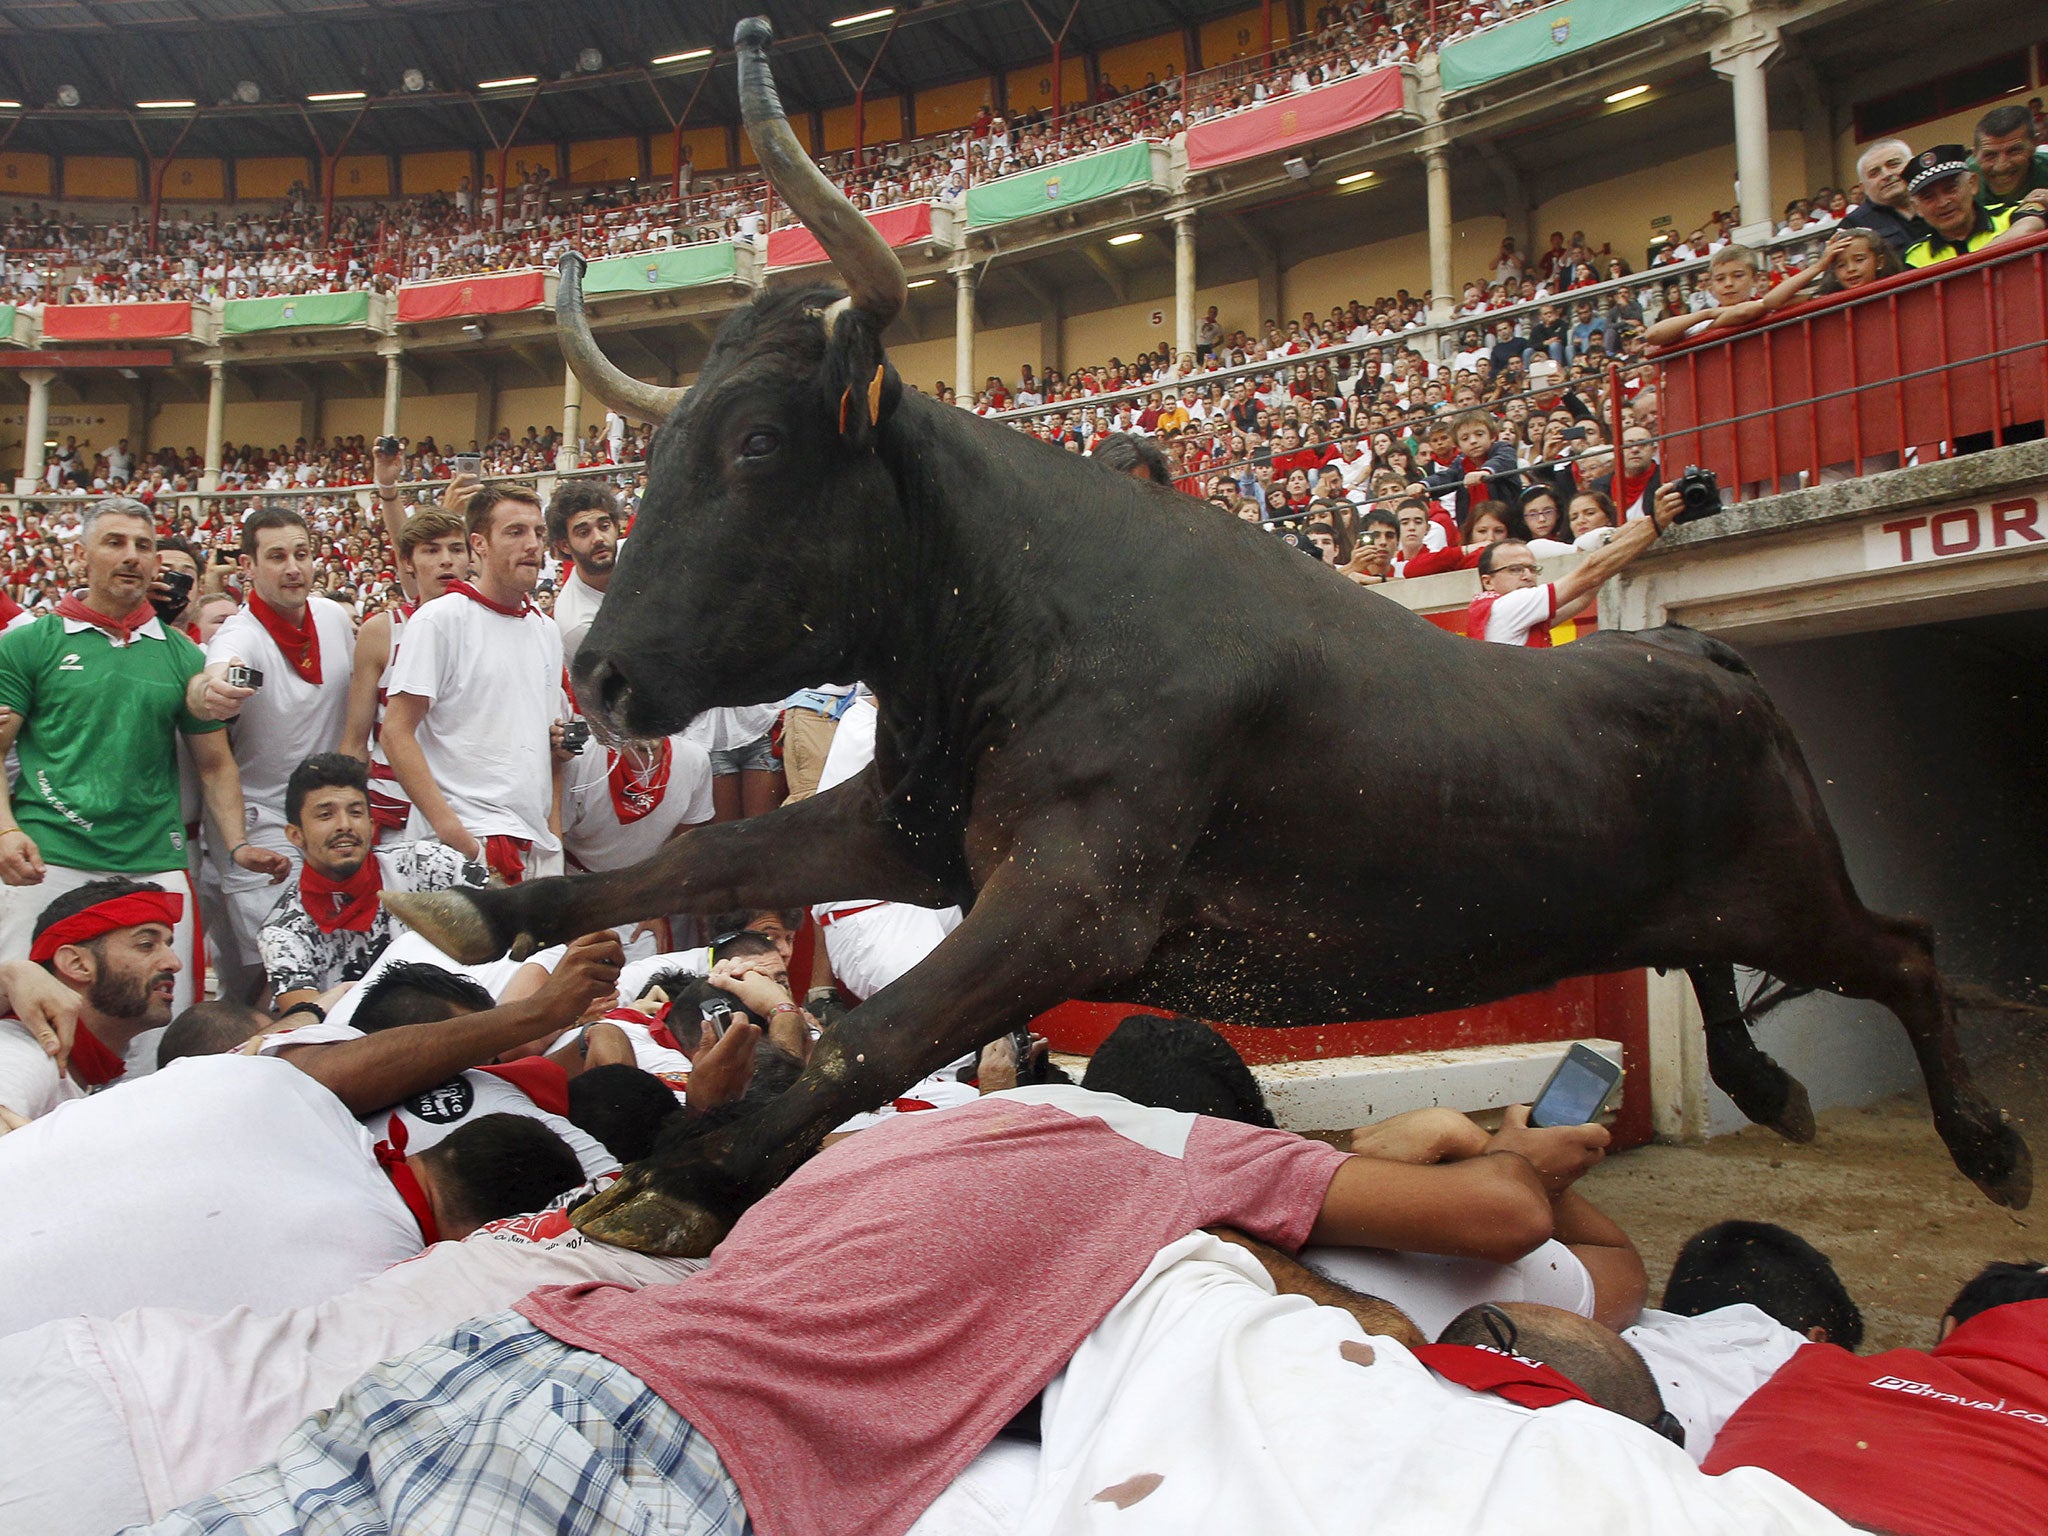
[382, 483, 567, 885]
[202, 507, 357, 1001]
[0, 498, 287, 1017]
[259, 753, 485, 1014]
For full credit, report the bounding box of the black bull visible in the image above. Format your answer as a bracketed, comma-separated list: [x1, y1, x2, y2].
[391, 332, 2029, 1241]
[387, 28, 2028, 1256]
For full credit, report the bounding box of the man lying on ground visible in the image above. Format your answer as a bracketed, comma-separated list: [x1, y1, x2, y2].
[0, 1052, 584, 1337]
[1704, 1258, 2048, 1536]
[131, 1068, 1595, 1536]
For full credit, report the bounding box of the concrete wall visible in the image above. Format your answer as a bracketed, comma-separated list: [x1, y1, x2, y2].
[1534, 129, 1813, 260]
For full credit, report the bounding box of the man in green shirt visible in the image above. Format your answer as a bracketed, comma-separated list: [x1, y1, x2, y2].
[0, 498, 287, 1026]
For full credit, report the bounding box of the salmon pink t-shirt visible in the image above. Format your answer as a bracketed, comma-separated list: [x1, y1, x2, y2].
[520, 1085, 1348, 1536]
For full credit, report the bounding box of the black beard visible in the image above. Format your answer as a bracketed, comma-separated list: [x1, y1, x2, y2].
[88, 963, 172, 1022]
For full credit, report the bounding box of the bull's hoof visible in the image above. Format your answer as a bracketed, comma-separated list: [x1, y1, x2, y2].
[1764, 1076, 1817, 1144]
[1949, 1118, 2033, 1210]
[572, 1175, 730, 1257]
[1720, 1059, 1816, 1144]
[381, 888, 510, 964]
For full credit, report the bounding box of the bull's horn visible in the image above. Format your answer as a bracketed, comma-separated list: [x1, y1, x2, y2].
[735, 16, 906, 327]
[554, 252, 688, 425]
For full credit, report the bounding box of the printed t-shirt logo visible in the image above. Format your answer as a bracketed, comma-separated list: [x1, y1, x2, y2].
[406, 1076, 475, 1123]
[58, 652, 83, 671]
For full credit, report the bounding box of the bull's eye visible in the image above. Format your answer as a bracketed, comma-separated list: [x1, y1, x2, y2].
[739, 429, 780, 459]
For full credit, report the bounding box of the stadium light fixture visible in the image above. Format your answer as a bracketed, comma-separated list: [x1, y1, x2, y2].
[653, 47, 711, 65]
[479, 75, 539, 90]
[831, 8, 896, 28]
[1107, 232, 1144, 246]
[1604, 84, 1650, 104]
[307, 90, 367, 103]
[1335, 170, 1376, 186]
[0, 101, 21, 110]
[137, 99, 197, 109]
[907, 277, 937, 288]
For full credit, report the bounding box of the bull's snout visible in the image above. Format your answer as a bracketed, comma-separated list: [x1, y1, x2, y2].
[577, 654, 637, 743]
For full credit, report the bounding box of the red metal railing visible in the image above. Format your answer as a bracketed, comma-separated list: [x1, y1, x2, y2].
[1655, 229, 2048, 498]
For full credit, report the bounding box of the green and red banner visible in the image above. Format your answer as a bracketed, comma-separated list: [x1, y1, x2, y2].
[582, 243, 739, 296]
[1185, 69, 1406, 170]
[1439, 0, 1698, 94]
[41, 301, 194, 341]
[966, 141, 1157, 228]
[222, 291, 372, 334]
[768, 202, 933, 269]
[396, 269, 547, 323]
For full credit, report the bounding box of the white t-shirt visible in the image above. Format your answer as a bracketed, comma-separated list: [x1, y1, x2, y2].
[1624, 1305, 1809, 1463]
[206, 596, 357, 836]
[0, 1054, 423, 1337]
[1301, 1240, 1595, 1341]
[317, 927, 559, 1032]
[616, 945, 711, 1001]
[552, 565, 606, 667]
[387, 589, 565, 851]
[0, 1015, 80, 1120]
[561, 734, 714, 874]
[1475, 582, 1558, 645]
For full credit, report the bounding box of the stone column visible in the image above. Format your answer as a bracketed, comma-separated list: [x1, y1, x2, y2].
[1423, 144, 1455, 325]
[380, 345, 404, 438]
[1714, 35, 1781, 245]
[1170, 209, 1198, 361]
[559, 364, 582, 474]
[953, 261, 976, 402]
[201, 361, 226, 494]
[16, 369, 54, 494]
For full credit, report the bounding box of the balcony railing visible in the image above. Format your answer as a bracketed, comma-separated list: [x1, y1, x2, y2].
[1655, 230, 2048, 498]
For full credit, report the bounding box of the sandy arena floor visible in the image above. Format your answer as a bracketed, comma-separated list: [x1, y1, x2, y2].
[1581, 1095, 2040, 1353]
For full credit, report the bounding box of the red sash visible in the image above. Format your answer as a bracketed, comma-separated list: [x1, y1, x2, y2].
[299, 855, 383, 933]
[483, 834, 531, 885]
[248, 591, 322, 684]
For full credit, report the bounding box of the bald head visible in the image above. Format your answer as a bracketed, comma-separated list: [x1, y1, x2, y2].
[1438, 1302, 1665, 1427]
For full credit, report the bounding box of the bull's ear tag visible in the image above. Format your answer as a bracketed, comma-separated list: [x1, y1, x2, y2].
[867, 364, 885, 423]
[839, 386, 854, 435]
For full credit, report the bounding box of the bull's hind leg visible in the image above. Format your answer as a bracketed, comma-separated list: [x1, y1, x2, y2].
[1764, 912, 2031, 1209]
[1689, 964, 1815, 1143]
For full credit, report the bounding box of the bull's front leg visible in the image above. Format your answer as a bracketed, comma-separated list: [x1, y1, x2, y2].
[573, 799, 1194, 1255]
[382, 769, 957, 963]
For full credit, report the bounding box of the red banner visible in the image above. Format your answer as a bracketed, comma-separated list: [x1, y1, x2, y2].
[1184, 68, 1406, 171]
[40, 302, 193, 342]
[395, 269, 546, 323]
[767, 201, 934, 269]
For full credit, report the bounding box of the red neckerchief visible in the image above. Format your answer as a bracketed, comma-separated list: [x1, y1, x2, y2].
[475, 1057, 573, 1117]
[67, 1025, 127, 1088]
[446, 579, 535, 618]
[607, 740, 673, 824]
[373, 1116, 440, 1244]
[247, 591, 323, 684]
[298, 854, 383, 933]
[1410, 1343, 1599, 1410]
[54, 593, 155, 643]
[1612, 465, 1656, 515]
[0, 590, 23, 628]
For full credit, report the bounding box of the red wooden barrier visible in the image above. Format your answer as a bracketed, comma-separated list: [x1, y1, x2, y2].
[1658, 229, 2048, 491]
